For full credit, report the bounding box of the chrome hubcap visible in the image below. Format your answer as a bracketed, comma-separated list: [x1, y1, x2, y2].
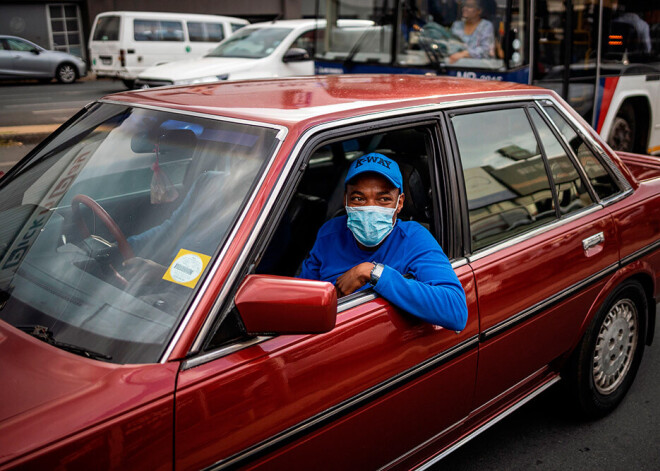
[59, 65, 75, 82]
[592, 298, 638, 394]
[608, 117, 632, 151]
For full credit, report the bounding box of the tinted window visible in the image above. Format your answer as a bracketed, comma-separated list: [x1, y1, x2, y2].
[543, 106, 621, 200]
[93, 16, 120, 41]
[529, 108, 594, 216]
[187, 22, 224, 42]
[452, 108, 556, 251]
[134, 20, 184, 42]
[6, 38, 35, 52]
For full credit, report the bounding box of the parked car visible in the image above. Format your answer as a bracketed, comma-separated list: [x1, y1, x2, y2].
[89, 11, 249, 88]
[0, 75, 658, 470]
[134, 18, 372, 88]
[0, 35, 87, 84]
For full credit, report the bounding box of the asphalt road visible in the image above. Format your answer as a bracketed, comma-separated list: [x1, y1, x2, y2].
[0, 80, 658, 470]
[0, 78, 125, 127]
[434, 311, 659, 470]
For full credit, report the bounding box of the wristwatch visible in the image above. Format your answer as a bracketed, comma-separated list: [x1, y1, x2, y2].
[370, 262, 385, 285]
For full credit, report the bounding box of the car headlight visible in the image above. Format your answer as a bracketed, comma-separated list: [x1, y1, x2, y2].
[174, 74, 229, 85]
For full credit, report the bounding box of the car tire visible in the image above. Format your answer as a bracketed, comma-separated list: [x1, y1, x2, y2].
[55, 63, 77, 84]
[565, 280, 646, 419]
[607, 103, 635, 152]
[122, 79, 136, 89]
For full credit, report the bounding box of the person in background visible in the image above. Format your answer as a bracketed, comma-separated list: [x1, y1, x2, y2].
[449, 0, 495, 63]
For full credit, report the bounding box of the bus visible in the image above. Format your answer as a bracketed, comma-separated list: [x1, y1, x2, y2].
[313, 0, 660, 155]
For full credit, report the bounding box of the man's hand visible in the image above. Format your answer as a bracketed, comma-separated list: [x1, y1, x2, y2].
[335, 262, 375, 297]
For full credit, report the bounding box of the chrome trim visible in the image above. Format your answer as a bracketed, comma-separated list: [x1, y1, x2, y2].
[415, 375, 561, 469]
[468, 204, 603, 263]
[185, 93, 565, 360]
[481, 261, 619, 341]
[451, 258, 468, 270]
[337, 292, 378, 313]
[182, 336, 271, 370]
[534, 96, 632, 193]
[600, 187, 633, 206]
[123, 103, 288, 363]
[203, 335, 480, 470]
[582, 232, 605, 251]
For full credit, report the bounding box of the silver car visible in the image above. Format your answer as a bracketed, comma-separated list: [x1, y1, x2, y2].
[0, 35, 87, 84]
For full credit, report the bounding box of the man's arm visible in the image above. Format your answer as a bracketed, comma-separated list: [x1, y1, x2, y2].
[373, 228, 467, 331]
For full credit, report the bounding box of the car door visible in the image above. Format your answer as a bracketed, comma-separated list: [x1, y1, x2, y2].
[5, 38, 47, 77]
[172, 119, 479, 470]
[446, 101, 621, 417]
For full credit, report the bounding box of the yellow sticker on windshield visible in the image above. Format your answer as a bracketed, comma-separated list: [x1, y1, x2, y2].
[163, 249, 211, 288]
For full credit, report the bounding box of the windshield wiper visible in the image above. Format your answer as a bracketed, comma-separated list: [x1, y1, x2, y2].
[17, 325, 113, 361]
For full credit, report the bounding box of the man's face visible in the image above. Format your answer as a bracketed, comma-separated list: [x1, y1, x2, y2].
[345, 173, 405, 222]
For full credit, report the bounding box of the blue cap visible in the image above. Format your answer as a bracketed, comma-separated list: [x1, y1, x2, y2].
[345, 153, 403, 190]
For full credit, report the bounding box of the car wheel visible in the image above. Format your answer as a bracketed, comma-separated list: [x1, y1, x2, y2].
[566, 280, 646, 418]
[56, 63, 77, 84]
[607, 103, 635, 152]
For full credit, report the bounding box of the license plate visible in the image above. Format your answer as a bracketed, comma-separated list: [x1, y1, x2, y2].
[100, 56, 112, 65]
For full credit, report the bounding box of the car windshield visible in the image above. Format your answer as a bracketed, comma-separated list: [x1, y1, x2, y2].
[0, 103, 279, 364]
[205, 27, 293, 58]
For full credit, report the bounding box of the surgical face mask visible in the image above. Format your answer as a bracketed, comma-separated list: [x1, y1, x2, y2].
[345, 195, 400, 247]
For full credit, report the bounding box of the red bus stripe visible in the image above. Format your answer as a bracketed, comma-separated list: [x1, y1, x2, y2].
[597, 77, 619, 133]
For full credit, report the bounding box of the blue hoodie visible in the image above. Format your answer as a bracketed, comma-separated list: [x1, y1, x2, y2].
[300, 216, 468, 331]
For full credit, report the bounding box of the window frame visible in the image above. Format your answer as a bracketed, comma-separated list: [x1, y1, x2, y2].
[194, 112, 464, 362]
[535, 100, 628, 203]
[446, 101, 565, 254]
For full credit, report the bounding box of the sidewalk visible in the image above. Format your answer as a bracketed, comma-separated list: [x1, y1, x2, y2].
[0, 125, 55, 171]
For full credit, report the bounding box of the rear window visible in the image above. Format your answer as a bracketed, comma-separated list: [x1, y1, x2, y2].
[187, 21, 224, 42]
[134, 20, 184, 42]
[93, 16, 120, 41]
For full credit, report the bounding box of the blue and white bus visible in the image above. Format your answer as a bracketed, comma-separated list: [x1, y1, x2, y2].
[313, 0, 660, 155]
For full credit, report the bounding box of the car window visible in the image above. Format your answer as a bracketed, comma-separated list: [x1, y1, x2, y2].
[231, 23, 246, 33]
[205, 126, 438, 350]
[451, 107, 556, 251]
[205, 27, 293, 58]
[543, 105, 621, 200]
[93, 15, 120, 41]
[6, 38, 35, 52]
[528, 108, 594, 216]
[0, 103, 279, 364]
[290, 29, 316, 56]
[187, 21, 224, 42]
[134, 20, 184, 42]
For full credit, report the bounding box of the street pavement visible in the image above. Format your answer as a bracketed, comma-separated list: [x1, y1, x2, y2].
[0, 78, 125, 174]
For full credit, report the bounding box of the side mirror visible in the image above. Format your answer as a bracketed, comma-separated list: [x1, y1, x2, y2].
[30, 48, 41, 55]
[235, 275, 337, 335]
[282, 47, 311, 63]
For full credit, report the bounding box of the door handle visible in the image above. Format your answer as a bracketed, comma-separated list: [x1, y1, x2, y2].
[582, 232, 605, 251]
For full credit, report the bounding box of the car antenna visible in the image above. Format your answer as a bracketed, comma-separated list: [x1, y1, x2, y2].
[271, 13, 282, 23]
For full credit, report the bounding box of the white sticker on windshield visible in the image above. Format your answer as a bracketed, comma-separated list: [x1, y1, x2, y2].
[163, 249, 211, 288]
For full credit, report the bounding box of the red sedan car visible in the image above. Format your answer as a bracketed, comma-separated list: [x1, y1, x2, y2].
[0, 75, 658, 470]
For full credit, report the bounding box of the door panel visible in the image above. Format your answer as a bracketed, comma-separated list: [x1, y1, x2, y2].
[174, 265, 478, 470]
[471, 210, 617, 406]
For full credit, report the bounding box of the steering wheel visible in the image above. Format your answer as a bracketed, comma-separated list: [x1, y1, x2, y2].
[71, 194, 135, 287]
[71, 194, 135, 260]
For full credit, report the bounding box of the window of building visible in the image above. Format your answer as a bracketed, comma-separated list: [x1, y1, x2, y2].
[47, 3, 84, 58]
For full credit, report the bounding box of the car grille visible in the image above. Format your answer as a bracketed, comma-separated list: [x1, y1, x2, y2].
[134, 78, 174, 89]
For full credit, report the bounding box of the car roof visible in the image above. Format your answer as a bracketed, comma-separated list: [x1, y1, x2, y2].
[95, 11, 248, 22]
[244, 18, 371, 29]
[105, 75, 550, 132]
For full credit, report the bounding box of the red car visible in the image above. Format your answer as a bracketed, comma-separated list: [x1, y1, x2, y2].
[0, 75, 658, 470]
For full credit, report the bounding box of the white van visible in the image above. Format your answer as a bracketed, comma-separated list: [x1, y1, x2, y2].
[89, 11, 248, 88]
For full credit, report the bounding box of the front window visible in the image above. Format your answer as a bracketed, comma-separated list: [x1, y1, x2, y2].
[0, 103, 278, 364]
[206, 27, 293, 59]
